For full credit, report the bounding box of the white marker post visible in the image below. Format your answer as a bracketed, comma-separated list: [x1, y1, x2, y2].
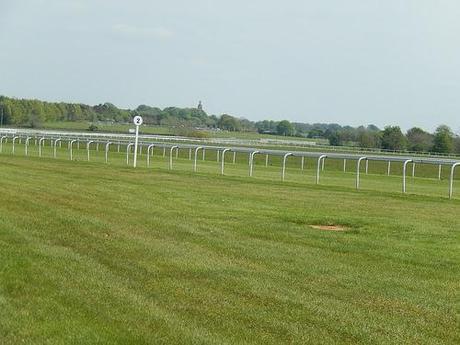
[133, 115, 143, 168]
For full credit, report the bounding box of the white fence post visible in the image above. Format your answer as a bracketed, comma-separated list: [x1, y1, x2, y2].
[402, 160, 413, 194]
[282, 153, 293, 181]
[221, 149, 231, 175]
[356, 157, 367, 190]
[316, 155, 327, 184]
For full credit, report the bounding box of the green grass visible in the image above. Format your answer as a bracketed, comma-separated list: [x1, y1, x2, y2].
[0, 148, 459, 344]
[206, 130, 325, 143]
[36, 121, 175, 135]
[15, 122, 458, 159]
[1, 140, 457, 199]
[25, 121, 324, 143]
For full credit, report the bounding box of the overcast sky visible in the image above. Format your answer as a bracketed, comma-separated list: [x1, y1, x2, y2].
[1, 0, 459, 131]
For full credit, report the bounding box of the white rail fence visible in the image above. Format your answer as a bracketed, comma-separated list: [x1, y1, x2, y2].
[1, 131, 459, 199]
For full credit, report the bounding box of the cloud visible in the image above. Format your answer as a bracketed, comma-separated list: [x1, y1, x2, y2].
[112, 24, 174, 40]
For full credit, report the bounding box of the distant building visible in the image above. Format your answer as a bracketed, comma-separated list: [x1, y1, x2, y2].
[197, 101, 203, 111]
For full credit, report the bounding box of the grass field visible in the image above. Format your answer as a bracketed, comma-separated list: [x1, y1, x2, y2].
[36, 121, 175, 136]
[10, 123, 459, 160]
[1, 140, 458, 199]
[0, 148, 459, 344]
[29, 122, 326, 144]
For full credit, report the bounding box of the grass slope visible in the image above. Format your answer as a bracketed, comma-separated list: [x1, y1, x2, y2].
[0, 156, 459, 344]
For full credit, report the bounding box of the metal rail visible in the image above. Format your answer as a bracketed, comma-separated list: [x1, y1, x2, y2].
[1, 131, 459, 199]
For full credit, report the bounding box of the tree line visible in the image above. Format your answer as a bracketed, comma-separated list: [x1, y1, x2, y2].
[0, 96, 458, 154]
[323, 124, 460, 154]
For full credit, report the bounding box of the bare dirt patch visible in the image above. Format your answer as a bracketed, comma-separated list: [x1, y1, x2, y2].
[310, 225, 347, 232]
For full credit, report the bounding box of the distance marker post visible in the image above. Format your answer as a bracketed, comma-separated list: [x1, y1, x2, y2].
[133, 115, 143, 168]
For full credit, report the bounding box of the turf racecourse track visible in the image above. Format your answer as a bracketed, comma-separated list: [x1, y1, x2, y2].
[0, 130, 459, 344]
[1, 129, 460, 200]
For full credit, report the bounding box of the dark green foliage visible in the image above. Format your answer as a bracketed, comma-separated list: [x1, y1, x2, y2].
[218, 114, 241, 131]
[357, 128, 381, 148]
[0, 97, 128, 125]
[307, 128, 325, 138]
[0, 96, 458, 150]
[255, 120, 278, 134]
[381, 126, 408, 151]
[88, 124, 98, 132]
[326, 130, 342, 146]
[432, 125, 454, 154]
[0, 97, 209, 128]
[0, 96, 240, 133]
[276, 120, 295, 136]
[93, 103, 131, 122]
[406, 127, 433, 152]
[238, 118, 256, 132]
[454, 137, 460, 154]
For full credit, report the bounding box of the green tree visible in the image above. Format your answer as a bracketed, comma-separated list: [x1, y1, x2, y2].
[276, 120, 295, 136]
[381, 126, 407, 151]
[206, 115, 218, 128]
[27, 110, 42, 128]
[307, 128, 324, 138]
[367, 124, 380, 132]
[327, 130, 342, 146]
[406, 127, 433, 152]
[432, 125, 454, 154]
[67, 104, 83, 121]
[239, 118, 255, 132]
[454, 137, 460, 155]
[218, 114, 240, 131]
[255, 120, 278, 134]
[0, 102, 11, 125]
[357, 129, 381, 148]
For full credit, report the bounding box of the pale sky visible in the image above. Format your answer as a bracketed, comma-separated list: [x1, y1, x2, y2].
[1, 0, 459, 132]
